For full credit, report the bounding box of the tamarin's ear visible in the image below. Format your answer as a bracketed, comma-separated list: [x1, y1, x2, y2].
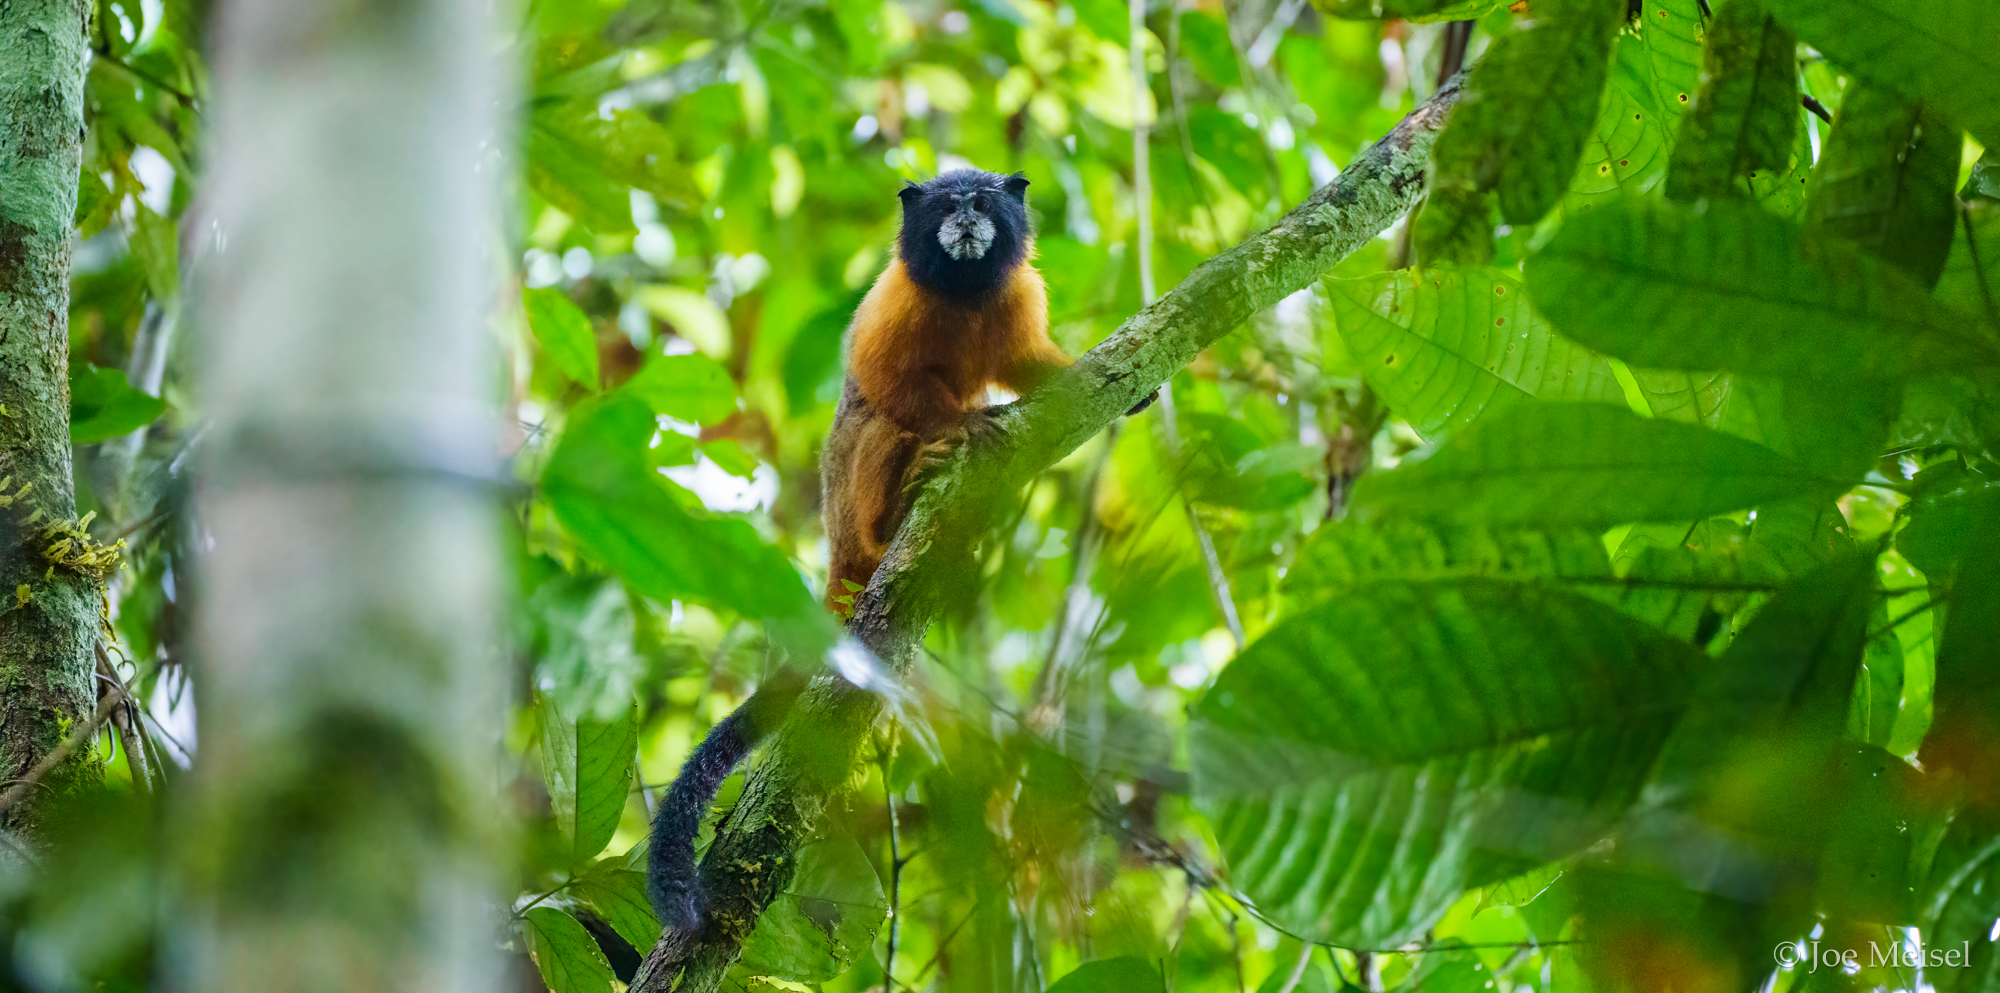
[1003, 173, 1030, 199]
[897, 180, 922, 202]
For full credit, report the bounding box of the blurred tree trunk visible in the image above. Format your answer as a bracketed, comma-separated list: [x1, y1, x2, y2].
[0, 0, 104, 841]
[181, 1, 507, 990]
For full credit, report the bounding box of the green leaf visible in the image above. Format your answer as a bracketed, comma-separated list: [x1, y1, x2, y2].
[1325, 263, 1625, 437]
[1561, 0, 1705, 218]
[1431, 0, 1625, 225]
[522, 907, 618, 993]
[1349, 402, 1829, 527]
[541, 395, 827, 637]
[1045, 956, 1164, 993]
[1762, 0, 2000, 149]
[1898, 463, 2000, 579]
[622, 351, 737, 426]
[1412, 183, 1494, 266]
[1307, 0, 1504, 23]
[1524, 198, 1998, 380]
[1177, 11, 1240, 88]
[1804, 83, 1960, 288]
[1645, 554, 1876, 804]
[1818, 744, 1919, 924]
[573, 856, 662, 952]
[1918, 825, 2000, 993]
[737, 829, 888, 982]
[1191, 581, 1700, 946]
[528, 105, 702, 234]
[1916, 479, 2000, 803]
[1286, 519, 1612, 604]
[74, 168, 115, 238]
[1664, 0, 1797, 202]
[1938, 200, 2000, 329]
[537, 695, 638, 868]
[524, 287, 602, 389]
[1606, 498, 1850, 642]
[68, 364, 166, 444]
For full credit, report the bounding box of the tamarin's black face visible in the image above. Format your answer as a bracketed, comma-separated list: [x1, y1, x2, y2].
[897, 169, 1032, 300]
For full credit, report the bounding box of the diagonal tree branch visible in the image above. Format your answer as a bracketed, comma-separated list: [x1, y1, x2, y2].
[632, 74, 1464, 993]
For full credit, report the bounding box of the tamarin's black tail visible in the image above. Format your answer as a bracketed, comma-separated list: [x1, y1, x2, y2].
[647, 674, 807, 943]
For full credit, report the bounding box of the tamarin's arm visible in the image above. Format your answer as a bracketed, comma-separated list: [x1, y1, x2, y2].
[647, 673, 807, 946]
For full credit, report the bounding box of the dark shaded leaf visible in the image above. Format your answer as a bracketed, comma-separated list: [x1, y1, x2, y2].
[1525, 198, 1998, 380]
[1763, 0, 2000, 148]
[1350, 402, 1831, 527]
[1285, 519, 1612, 603]
[1646, 554, 1876, 805]
[1431, 0, 1625, 225]
[1193, 580, 1699, 946]
[1938, 201, 2000, 330]
[1804, 83, 1959, 288]
[1412, 183, 1494, 266]
[1664, 0, 1797, 202]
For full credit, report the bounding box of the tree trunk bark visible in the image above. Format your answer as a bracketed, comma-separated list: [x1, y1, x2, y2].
[0, 0, 102, 842]
[181, 1, 508, 990]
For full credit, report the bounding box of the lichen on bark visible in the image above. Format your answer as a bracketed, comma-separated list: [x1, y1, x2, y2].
[0, 0, 105, 839]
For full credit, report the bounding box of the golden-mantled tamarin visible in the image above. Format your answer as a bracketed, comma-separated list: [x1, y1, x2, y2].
[648, 169, 1148, 948]
[821, 167, 1148, 613]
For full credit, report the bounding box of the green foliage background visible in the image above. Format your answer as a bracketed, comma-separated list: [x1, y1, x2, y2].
[27, 0, 2000, 990]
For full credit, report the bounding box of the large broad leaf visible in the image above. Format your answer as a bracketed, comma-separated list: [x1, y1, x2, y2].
[1664, 0, 1797, 202]
[524, 287, 602, 389]
[68, 364, 166, 444]
[523, 907, 618, 993]
[1190, 581, 1700, 947]
[1324, 264, 1625, 437]
[1804, 83, 1960, 288]
[1431, 0, 1625, 225]
[1561, 0, 1705, 214]
[1524, 198, 1998, 380]
[1607, 498, 1850, 643]
[1286, 519, 1612, 604]
[737, 829, 888, 982]
[528, 105, 702, 234]
[1762, 0, 2000, 149]
[1349, 402, 1830, 527]
[541, 395, 827, 639]
[1644, 554, 1876, 808]
[537, 695, 638, 869]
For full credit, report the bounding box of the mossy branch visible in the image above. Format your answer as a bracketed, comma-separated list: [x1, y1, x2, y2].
[632, 75, 1465, 993]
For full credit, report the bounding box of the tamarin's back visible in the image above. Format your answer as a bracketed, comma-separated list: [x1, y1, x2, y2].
[821, 170, 1068, 613]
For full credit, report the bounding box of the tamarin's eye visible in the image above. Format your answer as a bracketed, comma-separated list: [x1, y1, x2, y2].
[974, 192, 991, 212]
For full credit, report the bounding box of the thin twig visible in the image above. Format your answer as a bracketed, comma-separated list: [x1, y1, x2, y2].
[0, 685, 127, 817]
[1802, 94, 1832, 124]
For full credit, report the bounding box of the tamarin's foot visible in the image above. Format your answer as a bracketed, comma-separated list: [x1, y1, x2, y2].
[1128, 390, 1160, 416]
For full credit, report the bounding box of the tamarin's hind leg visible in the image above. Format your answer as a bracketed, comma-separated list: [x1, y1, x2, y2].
[822, 383, 922, 612]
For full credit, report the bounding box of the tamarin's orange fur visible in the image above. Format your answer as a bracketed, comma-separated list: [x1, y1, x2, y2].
[820, 256, 1067, 612]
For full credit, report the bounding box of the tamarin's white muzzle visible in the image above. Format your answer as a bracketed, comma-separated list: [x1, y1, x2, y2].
[937, 207, 995, 261]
